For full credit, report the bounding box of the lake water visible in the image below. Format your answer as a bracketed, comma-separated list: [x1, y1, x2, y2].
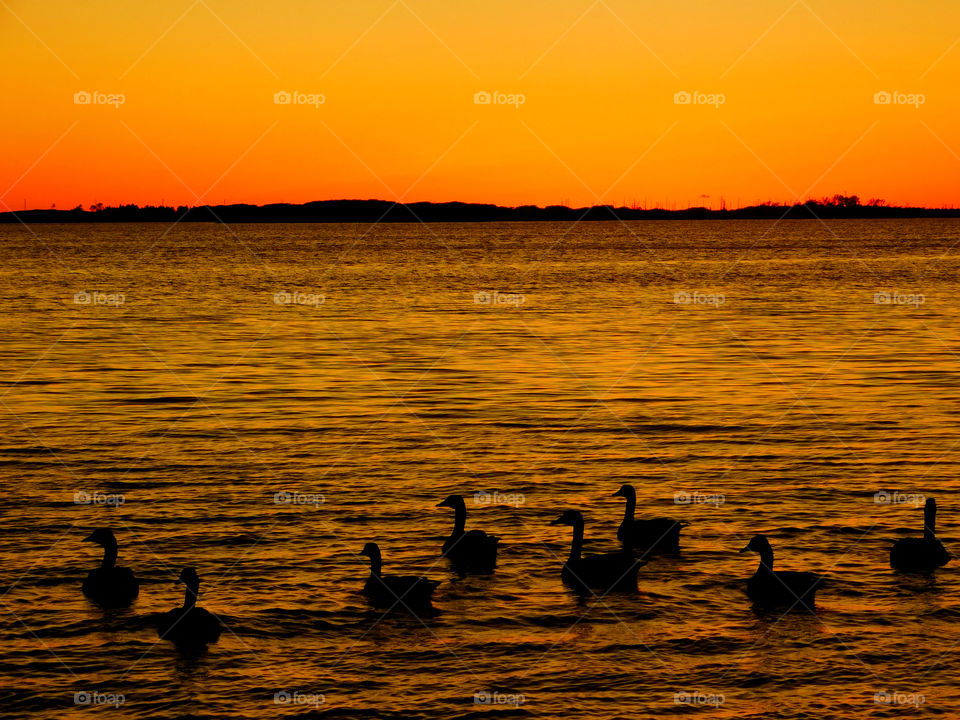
[1, 219, 959, 719]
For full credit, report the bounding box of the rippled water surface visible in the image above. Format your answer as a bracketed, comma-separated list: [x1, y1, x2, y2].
[2, 219, 960, 719]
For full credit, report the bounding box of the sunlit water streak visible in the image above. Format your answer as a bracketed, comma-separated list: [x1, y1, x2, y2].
[1, 219, 959, 719]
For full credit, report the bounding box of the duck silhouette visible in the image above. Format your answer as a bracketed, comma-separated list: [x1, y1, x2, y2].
[612, 484, 687, 554]
[740, 535, 824, 610]
[436, 494, 499, 570]
[550, 510, 644, 594]
[157, 568, 222, 645]
[360, 542, 440, 612]
[81, 529, 139, 608]
[890, 498, 950, 572]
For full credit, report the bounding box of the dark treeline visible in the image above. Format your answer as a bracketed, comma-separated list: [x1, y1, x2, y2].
[3, 196, 959, 223]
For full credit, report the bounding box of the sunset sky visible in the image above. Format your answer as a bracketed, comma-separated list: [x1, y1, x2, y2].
[2, 0, 958, 210]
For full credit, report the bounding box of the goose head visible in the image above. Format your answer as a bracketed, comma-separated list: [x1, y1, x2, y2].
[177, 568, 201, 587]
[740, 534, 772, 554]
[83, 528, 118, 549]
[612, 484, 636, 500]
[550, 509, 584, 527]
[360, 542, 381, 562]
[436, 494, 466, 511]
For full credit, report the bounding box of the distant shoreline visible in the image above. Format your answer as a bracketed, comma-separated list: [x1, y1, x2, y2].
[3, 199, 960, 224]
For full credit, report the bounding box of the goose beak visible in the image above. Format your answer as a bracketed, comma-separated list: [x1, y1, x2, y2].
[739, 545, 751, 553]
[435, 500, 448, 508]
[612, 488, 624, 498]
[82, 532, 96, 543]
[549, 516, 564, 526]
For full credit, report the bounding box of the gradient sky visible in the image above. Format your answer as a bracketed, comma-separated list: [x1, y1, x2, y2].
[2, 0, 958, 210]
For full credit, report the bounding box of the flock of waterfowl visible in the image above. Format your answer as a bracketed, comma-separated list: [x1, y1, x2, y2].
[80, 486, 951, 646]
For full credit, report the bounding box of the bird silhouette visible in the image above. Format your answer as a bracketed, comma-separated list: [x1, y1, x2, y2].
[890, 498, 950, 572]
[436, 494, 499, 570]
[157, 568, 222, 645]
[612, 484, 687, 554]
[81, 529, 139, 608]
[550, 510, 643, 594]
[740, 535, 823, 610]
[360, 542, 440, 612]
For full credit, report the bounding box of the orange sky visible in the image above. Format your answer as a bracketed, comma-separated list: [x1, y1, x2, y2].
[1, 0, 958, 210]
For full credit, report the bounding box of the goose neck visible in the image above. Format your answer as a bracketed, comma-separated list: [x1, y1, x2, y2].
[101, 544, 118, 570]
[621, 494, 636, 526]
[182, 582, 199, 609]
[924, 503, 937, 540]
[757, 546, 775, 573]
[568, 522, 584, 563]
[451, 504, 467, 536]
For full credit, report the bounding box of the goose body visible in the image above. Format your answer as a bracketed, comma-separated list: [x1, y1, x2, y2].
[157, 568, 222, 645]
[741, 535, 823, 610]
[81, 529, 139, 608]
[551, 510, 643, 594]
[361, 542, 440, 611]
[437, 495, 499, 570]
[612, 484, 687, 553]
[890, 498, 950, 572]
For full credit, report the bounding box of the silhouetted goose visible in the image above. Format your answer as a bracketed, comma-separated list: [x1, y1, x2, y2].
[740, 535, 824, 610]
[612, 484, 687, 553]
[360, 542, 440, 611]
[550, 510, 643, 594]
[81, 529, 139, 608]
[890, 498, 950, 572]
[157, 568, 222, 645]
[436, 494, 499, 570]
